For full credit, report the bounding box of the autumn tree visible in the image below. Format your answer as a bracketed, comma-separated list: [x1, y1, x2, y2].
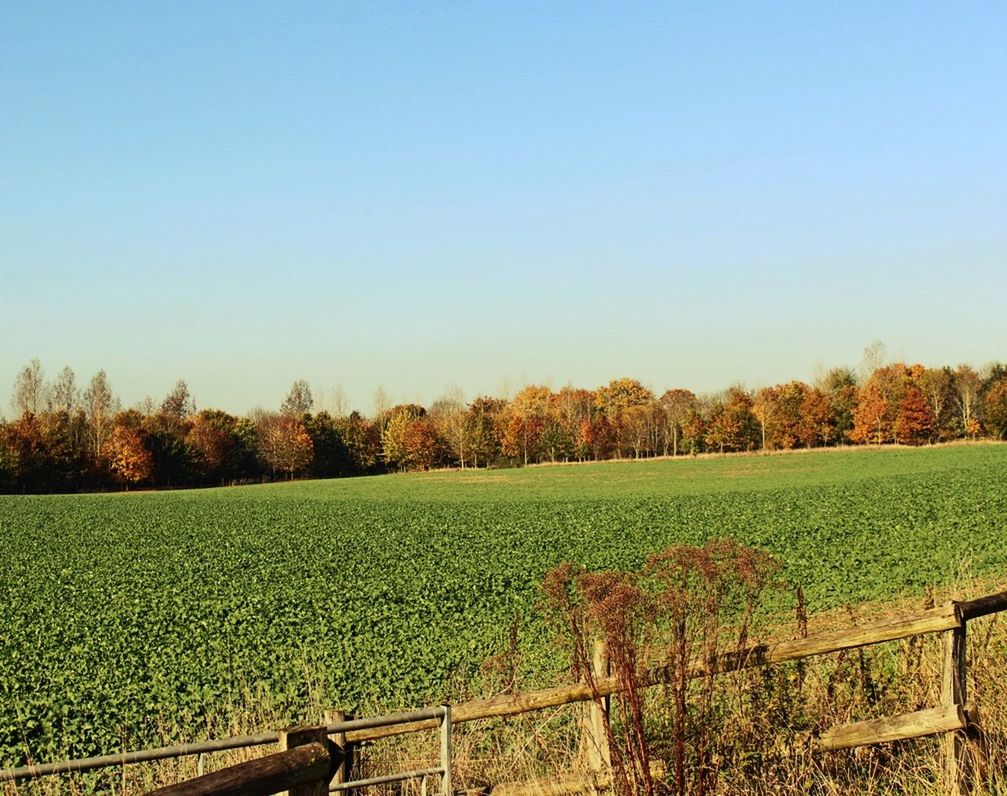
[402, 416, 443, 470]
[108, 422, 153, 486]
[983, 377, 1007, 439]
[594, 378, 655, 457]
[893, 384, 935, 445]
[467, 396, 505, 467]
[660, 389, 696, 457]
[501, 415, 545, 466]
[680, 403, 705, 455]
[773, 381, 812, 449]
[917, 367, 954, 440]
[622, 400, 662, 458]
[578, 414, 616, 460]
[851, 364, 911, 444]
[256, 412, 314, 477]
[752, 387, 779, 451]
[335, 412, 381, 473]
[503, 386, 552, 465]
[754, 382, 813, 450]
[552, 387, 594, 460]
[797, 386, 833, 447]
[1, 414, 47, 490]
[429, 389, 471, 468]
[705, 387, 757, 453]
[0, 434, 16, 491]
[380, 405, 425, 471]
[816, 367, 858, 444]
[187, 409, 240, 482]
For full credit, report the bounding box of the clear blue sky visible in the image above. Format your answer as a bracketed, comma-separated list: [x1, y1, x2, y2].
[2, 2, 1004, 415]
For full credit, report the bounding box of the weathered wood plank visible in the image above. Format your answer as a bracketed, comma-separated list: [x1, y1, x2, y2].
[324, 710, 351, 786]
[581, 640, 612, 774]
[958, 590, 1007, 620]
[279, 726, 329, 796]
[942, 626, 969, 795]
[817, 705, 965, 752]
[144, 743, 330, 796]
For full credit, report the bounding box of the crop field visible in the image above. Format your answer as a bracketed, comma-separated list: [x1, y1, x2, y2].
[1, 444, 1006, 770]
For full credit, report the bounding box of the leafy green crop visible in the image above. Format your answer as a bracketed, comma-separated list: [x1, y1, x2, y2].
[1, 445, 1005, 769]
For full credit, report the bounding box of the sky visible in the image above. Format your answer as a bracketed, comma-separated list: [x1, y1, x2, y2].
[1, 2, 1005, 416]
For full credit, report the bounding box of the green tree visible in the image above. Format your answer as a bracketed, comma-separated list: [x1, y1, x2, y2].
[304, 412, 353, 477]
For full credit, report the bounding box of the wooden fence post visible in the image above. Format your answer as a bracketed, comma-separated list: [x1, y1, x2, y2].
[279, 725, 330, 796]
[324, 710, 353, 789]
[941, 620, 968, 796]
[581, 639, 612, 775]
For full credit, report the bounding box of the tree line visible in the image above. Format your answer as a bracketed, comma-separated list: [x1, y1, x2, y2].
[2, 356, 1006, 493]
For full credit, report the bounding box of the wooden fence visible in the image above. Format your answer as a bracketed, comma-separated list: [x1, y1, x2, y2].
[2, 590, 1004, 795]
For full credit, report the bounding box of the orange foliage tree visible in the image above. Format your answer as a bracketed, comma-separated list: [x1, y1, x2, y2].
[594, 378, 655, 458]
[186, 410, 237, 481]
[851, 364, 910, 444]
[894, 385, 936, 445]
[984, 377, 1007, 439]
[797, 386, 834, 447]
[402, 416, 442, 470]
[108, 424, 153, 486]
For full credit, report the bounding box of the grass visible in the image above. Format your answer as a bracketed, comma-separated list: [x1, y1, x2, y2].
[1, 443, 1006, 790]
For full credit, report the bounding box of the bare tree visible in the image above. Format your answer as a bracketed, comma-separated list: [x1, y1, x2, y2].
[83, 370, 119, 460]
[860, 340, 887, 381]
[50, 365, 80, 414]
[953, 364, 982, 438]
[372, 386, 390, 423]
[280, 379, 314, 416]
[321, 384, 348, 418]
[134, 396, 156, 415]
[11, 358, 45, 417]
[161, 379, 194, 420]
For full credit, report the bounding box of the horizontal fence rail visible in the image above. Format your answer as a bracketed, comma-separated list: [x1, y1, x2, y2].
[0, 590, 1003, 794]
[0, 707, 447, 784]
[0, 732, 282, 782]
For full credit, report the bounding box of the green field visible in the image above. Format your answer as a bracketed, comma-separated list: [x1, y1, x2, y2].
[1, 445, 1006, 768]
